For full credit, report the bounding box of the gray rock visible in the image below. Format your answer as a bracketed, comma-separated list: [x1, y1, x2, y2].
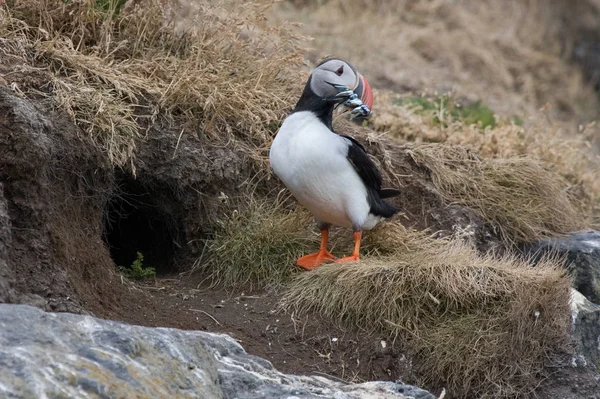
[0, 184, 16, 304]
[0, 304, 433, 399]
[523, 230, 600, 304]
[537, 289, 600, 399]
[571, 289, 600, 368]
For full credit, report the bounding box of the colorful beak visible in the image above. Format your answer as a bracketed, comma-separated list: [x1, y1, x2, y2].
[354, 74, 374, 110]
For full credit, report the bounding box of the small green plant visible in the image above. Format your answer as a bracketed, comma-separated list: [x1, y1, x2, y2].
[396, 95, 496, 129]
[120, 252, 156, 280]
[95, 0, 127, 14]
[510, 114, 524, 126]
[458, 101, 495, 128]
[396, 96, 438, 112]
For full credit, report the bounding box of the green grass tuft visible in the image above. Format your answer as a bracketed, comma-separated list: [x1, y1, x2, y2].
[95, 0, 127, 13]
[459, 101, 496, 129]
[120, 252, 156, 280]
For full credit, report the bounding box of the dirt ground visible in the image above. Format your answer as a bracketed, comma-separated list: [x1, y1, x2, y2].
[93, 269, 600, 399]
[89, 268, 600, 399]
[101, 271, 420, 387]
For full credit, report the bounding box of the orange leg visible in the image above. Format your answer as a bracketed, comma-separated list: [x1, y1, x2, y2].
[296, 228, 336, 270]
[335, 231, 361, 263]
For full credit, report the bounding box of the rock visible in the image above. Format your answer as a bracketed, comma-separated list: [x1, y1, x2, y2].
[0, 183, 16, 304]
[536, 289, 600, 399]
[571, 289, 600, 368]
[0, 304, 434, 399]
[523, 230, 600, 304]
[520, 235, 600, 398]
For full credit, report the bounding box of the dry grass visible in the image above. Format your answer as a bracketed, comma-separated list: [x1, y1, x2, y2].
[445, 120, 600, 218]
[2, 0, 305, 167]
[282, 230, 572, 398]
[197, 196, 318, 288]
[406, 143, 587, 242]
[372, 90, 600, 209]
[329, 116, 592, 243]
[276, 0, 600, 217]
[198, 196, 430, 287]
[3, 0, 598, 219]
[274, 0, 600, 123]
[276, 0, 600, 216]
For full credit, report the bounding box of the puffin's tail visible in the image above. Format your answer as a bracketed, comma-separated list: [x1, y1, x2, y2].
[369, 188, 401, 219]
[379, 188, 402, 199]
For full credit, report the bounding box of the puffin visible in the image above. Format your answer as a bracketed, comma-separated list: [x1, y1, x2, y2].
[269, 58, 400, 270]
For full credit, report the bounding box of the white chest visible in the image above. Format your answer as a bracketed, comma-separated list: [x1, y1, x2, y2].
[269, 112, 375, 229]
[270, 112, 345, 183]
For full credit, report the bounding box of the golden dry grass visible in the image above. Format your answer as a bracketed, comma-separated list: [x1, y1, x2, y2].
[276, 0, 600, 216]
[197, 196, 318, 288]
[199, 195, 434, 287]
[276, 0, 600, 218]
[2, 0, 305, 167]
[3, 0, 598, 221]
[370, 89, 600, 218]
[281, 229, 572, 398]
[406, 143, 588, 242]
[329, 115, 592, 243]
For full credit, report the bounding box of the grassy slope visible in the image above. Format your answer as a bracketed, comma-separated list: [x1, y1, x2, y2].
[1, 0, 598, 397]
[282, 237, 571, 398]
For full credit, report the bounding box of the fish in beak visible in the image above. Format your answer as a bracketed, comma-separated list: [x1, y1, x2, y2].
[324, 63, 374, 119]
[343, 73, 374, 119]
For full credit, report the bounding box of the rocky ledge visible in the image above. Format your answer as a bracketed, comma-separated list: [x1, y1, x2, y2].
[0, 304, 434, 399]
[524, 230, 600, 304]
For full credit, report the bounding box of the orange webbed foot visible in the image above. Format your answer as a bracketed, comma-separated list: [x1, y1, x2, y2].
[334, 255, 360, 264]
[333, 231, 362, 264]
[296, 250, 336, 270]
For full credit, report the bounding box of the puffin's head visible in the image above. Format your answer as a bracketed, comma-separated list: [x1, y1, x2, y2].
[310, 58, 374, 116]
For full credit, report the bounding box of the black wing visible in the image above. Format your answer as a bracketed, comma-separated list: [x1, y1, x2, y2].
[341, 135, 382, 193]
[341, 135, 399, 218]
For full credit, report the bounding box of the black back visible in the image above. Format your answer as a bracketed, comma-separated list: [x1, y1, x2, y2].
[342, 135, 400, 218]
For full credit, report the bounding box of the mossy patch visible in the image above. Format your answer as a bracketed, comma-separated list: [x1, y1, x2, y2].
[396, 95, 496, 129]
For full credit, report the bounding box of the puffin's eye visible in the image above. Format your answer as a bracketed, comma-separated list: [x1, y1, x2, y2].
[335, 66, 344, 76]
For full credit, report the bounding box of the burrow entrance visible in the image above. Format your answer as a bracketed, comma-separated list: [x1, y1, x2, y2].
[102, 172, 184, 275]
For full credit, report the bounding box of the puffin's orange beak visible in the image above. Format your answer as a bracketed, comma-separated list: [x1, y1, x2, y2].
[356, 74, 373, 110]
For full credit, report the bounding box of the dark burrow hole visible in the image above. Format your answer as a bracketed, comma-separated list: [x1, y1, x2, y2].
[102, 172, 184, 276]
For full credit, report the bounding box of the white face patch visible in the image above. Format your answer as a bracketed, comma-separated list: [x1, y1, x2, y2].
[309, 59, 359, 99]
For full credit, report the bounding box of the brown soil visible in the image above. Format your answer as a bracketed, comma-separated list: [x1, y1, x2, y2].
[102, 274, 418, 386]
